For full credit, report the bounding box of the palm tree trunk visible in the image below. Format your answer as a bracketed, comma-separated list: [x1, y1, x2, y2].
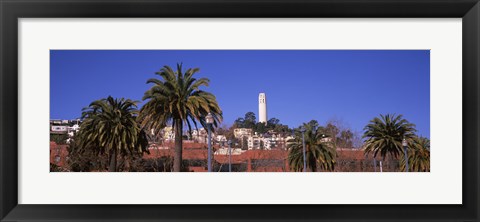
[109, 149, 117, 172]
[173, 119, 183, 172]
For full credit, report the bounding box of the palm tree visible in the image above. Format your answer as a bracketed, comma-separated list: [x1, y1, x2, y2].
[287, 121, 336, 172]
[400, 137, 430, 172]
[139, 63, 222, 172]
[76, 96, 149, 172]
[363, 114, 416, 161]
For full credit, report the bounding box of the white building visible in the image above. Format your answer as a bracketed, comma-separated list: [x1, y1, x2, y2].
[258, 93, 267, 124]
[190, 128, 215, 143]
[66, 124, 80, 137]
[244, 132, 292, 150]
[216, 135, 227, 145]
[248, 134, 263, 150]
[247, 132, 276, 150]
[162, 126, 175, 142]
[262, 134, 280, 150]
[51, 125, 68, 133]
[233, 128, 252, 139]
[50, 119, 62, 125]
[214, 148, 244, 155]
[68, 124, 80, 132]
[321, 137, 333, 143]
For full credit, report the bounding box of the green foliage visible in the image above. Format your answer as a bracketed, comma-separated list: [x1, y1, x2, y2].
[287, 121, 336, 172]
[325, 123, 339, 144]
[400, 137, 430, 172]
[254, 122, 267, 134]
[139, 63, 222, 172]
[68, 140, 147, 172]
[76, 96, 149, 172]
[265, 118, 291, 136]
[267, 118, 280, 126]
[67, 139, 110, 172]
[337, 130, 354, 148]
[50, 163, 66, 172]
[307, 120, 319, 128]
[363, 114, 417, 159]
[272, 124, 290, 136]
[234, 112, 256, 129]
[244, 112, 256, 126]
[233, 118, 245, 128]
[233, 112, 291, 137]
[215, 126, 228, 136]
[50, 133, 68, 145]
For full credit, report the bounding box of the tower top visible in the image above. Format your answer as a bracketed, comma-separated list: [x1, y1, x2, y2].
[259, 93, 266, 103]
[258, 93, 267, 124]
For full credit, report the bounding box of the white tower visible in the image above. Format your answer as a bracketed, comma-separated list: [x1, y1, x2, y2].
[258, 93, 267, 124]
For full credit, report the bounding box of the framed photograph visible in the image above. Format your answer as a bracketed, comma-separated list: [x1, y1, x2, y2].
[1, 0, 479, 221]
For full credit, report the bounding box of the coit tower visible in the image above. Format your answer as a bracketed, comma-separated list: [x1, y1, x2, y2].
[258, 93, 267, 124]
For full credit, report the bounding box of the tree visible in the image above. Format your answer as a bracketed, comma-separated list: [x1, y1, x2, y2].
[307, 120, 319, 129]
[363, 114, 416, 160]
[50, 133, 68, 145]
[267, 118, 280, 126]
[287, 121, 336, 172]
[67, 135, 109, 172]
[325, 122, 339, 144]
[254, 122, 267, 134]
[223, 125, 236, 141]
[244, 112, 256, 123]
[273, 124, 291, 137]
[351, 130, 364, 149]
[76, 96, 149, 172]
[400, 137, 430, 172]
[325, 118, 353, 147]
[233, 118, 245, 128]
[243, 112, 256, 129]
[216, 124, 229, 135]
[139, 64, 222, 172]
[337, 130, 354, 148]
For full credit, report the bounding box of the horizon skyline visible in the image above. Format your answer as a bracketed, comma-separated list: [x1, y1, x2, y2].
[50, 50, 430, 138]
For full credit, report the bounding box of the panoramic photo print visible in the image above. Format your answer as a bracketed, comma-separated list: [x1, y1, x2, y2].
[50, 50, 430, 172]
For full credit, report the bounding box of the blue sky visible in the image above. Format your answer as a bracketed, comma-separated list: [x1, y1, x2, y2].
[50, 50, 430, 138]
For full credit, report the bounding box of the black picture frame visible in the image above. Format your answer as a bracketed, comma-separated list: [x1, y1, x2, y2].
[1, 0, 479, 221]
